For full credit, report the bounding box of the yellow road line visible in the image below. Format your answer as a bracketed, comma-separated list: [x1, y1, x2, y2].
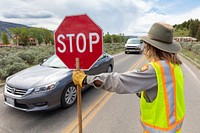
[63, 92, 111, 133]
[62, 55, 145, 133]
[82, 92, 114, 129]
[129, 56, 145, 70]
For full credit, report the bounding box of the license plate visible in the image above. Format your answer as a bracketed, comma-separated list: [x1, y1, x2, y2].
[6, 97, 14, 106]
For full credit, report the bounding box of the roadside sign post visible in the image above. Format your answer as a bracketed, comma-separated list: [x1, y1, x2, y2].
[54, 14, 103, 133]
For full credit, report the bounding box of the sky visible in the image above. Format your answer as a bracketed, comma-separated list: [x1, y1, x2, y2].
[0, 0, 200, 36]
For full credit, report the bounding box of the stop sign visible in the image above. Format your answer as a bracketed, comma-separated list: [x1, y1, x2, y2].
[54, 14, 103, 70]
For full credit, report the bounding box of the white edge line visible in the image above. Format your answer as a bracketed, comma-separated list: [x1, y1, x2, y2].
[183, 63, 200, 84]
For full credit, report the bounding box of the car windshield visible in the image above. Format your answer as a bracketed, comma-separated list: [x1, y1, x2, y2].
[127, 39, 140, 44]
[41, 55, 67, 68]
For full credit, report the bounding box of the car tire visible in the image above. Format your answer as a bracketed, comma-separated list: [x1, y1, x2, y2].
[125, 51, 128, 54]
[106, 65, 113, 73]
[61, 83, 77, 108]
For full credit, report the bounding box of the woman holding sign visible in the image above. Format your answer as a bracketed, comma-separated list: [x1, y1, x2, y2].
[72, 22, 185, 133]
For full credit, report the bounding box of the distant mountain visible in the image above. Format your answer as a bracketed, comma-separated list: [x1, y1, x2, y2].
[0, 20, 29, 38]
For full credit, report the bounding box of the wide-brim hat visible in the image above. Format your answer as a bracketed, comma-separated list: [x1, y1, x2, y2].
[140, 22, 181, 53]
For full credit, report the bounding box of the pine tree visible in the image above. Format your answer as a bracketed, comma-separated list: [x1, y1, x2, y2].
[196, 26, 200, 41]
[189, 19, 200, 38]
[1, 32, 10, 45]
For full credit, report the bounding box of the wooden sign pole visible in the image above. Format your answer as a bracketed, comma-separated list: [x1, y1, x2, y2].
[76, 58, 82, 133]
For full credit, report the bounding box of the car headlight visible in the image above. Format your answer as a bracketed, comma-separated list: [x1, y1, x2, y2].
[32, 82, 58, 94]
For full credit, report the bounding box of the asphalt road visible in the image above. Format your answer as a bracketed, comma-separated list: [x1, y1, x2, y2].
[0, 53, 200, 133]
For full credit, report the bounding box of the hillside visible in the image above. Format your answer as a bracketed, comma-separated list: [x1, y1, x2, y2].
[0, 20, 29, 38]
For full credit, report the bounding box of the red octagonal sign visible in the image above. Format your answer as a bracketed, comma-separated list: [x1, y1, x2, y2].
[55, 14, 103, 70]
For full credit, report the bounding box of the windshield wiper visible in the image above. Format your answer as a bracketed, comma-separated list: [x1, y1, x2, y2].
[49, 66, 66, 69]
[48, 66, 60, 68]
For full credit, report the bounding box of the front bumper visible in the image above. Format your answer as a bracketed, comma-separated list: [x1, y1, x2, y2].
[124, 47, 141, 52]
[4, 85, 61, 112]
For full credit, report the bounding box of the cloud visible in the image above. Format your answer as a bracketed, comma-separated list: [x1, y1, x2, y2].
[1, 0, 200, 35]
[55, 0, 152, 34]
[169, 7, 200, 24]
[2, 10, 54, 19]
[125, 6, 200, 35]
[19, 0, 36, 1]
[127, 12, 169, 34]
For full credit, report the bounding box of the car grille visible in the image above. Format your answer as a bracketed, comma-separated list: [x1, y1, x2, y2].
[6, 85, 27, 96]
[126, 46, 139, 49]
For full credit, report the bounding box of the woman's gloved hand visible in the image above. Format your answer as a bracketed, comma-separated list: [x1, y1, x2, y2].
[72, 70, 86, 88]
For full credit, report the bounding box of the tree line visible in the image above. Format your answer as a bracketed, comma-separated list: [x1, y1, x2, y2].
[1, 27, 54, 46]
[1, 27, 128, 45]
[173, 19, 200, 41]
[103, 33, 128, 43]
[1, 19, 200, 45]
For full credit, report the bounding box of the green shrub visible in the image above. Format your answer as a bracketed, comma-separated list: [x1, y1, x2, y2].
[0, 69, 8, 80]
[5, 62, 29, 76]
[33, 53, 50, 64]
[187, 43, 193, 51]
[103, 43, 125, 55]
[192, 44, 200, 55]
[0, 56, 24, 68]
[18, 51, 35, 65]
[0, 50, 9, 57]
[0, 46, 54, 81]
[45, 46, 55, 55]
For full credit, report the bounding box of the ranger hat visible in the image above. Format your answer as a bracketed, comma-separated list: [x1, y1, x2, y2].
[140, 22, 181, 53]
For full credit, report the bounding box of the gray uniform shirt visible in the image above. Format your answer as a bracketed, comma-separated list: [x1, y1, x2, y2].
[87, 64, 158, 102]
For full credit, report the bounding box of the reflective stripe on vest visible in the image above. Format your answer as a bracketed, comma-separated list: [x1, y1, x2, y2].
[140, 61, 185, 133]
[141, 116, 184, 133]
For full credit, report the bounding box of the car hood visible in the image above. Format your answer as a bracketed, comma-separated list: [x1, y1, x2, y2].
[7, 65, 71, 89]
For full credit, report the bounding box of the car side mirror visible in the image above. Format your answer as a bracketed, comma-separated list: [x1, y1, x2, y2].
[43, 59, 47, 62]
[103, 54, 107, 58]
[40, 59, 46, 65]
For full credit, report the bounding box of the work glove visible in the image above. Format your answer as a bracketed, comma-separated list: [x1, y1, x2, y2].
[72, 70, 86, 88]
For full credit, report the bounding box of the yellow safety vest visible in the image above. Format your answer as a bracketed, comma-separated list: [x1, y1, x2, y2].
[140, 61, 185, 133]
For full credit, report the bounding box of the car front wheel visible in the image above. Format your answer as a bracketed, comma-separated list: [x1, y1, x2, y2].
[61, 83, 77, 108]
